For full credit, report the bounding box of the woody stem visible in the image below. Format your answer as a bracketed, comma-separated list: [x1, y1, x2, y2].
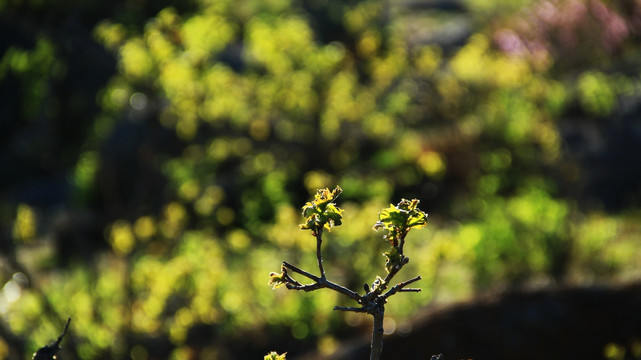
[316, 229, 325, 279]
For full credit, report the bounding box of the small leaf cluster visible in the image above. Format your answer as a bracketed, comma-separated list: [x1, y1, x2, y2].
[374, 199, 427, 247]
[268, 265, 287, 289]
[299, 186, 344, 233]
[264, 351, 287, 360]
[374, 199, 427, 273]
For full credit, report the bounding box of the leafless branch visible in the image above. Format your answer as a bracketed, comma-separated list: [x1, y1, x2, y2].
[282, 261, 362, 302]
[383, 275, 422, 300]
[334, 306, 368, 313]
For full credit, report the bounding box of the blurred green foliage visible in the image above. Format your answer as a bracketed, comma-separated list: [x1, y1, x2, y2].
[2, 0, 641, 358]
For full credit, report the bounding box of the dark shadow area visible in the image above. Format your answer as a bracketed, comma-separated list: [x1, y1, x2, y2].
[312, 281, 641, 360]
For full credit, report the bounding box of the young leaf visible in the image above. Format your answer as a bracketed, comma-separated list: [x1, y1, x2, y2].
[268, 271, 287, 289]
[373, 198, 427, 246]
[264, 351, 287, 360]
[299, 186, 344, 232]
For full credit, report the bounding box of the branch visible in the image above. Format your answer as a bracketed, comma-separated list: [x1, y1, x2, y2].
[32, 318, 71, 360]
[382, 275, 422, 300]
[54, 318, 71, 347]
[281, 271, 303, 287]
[334, 305, 368, 313]
[359, 255, 411, 303]
[282, 262, 362, 302]
[315, 230, 326, 279]
[286, 282, 324, 292]
[399, 288, 421, 292]
[282, 261, 320, 282]
[383, 256, 410, 285]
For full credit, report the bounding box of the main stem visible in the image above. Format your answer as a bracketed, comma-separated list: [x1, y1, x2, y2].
[370, 308, 385, 360]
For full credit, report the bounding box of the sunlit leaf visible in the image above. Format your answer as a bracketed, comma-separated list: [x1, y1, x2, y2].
[299, 186, 343, 232]
[268, 272, 287, 289]
[264, 351, 287, 360]
[373, 199, 427, 247]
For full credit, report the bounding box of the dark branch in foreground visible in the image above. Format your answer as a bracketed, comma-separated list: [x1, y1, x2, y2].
[32, 318, 71, 360]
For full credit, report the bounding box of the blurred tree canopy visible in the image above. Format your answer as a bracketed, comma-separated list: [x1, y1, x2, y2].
[1, 0, 641, 358]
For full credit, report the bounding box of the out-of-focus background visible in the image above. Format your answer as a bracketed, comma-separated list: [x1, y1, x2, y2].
[2, 0, 641, 359]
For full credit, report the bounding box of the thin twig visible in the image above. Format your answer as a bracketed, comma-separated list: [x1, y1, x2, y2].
[399, 288, 421, 292]
[382, 256, 410, 286]
[281, 271, 303, 287]
[334, 306, 368, 313]
[32, 318, 72, 360]
[315, 230, 326, 279]
[399, 231, 407, 255]
[54, 318, 71, 347]
[286, 282, 324, 291]
[322, 278, 362, 302]
[282, 261, 320, 282]
[383, 275, 422, 300]
[282, 261, 362, 302]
